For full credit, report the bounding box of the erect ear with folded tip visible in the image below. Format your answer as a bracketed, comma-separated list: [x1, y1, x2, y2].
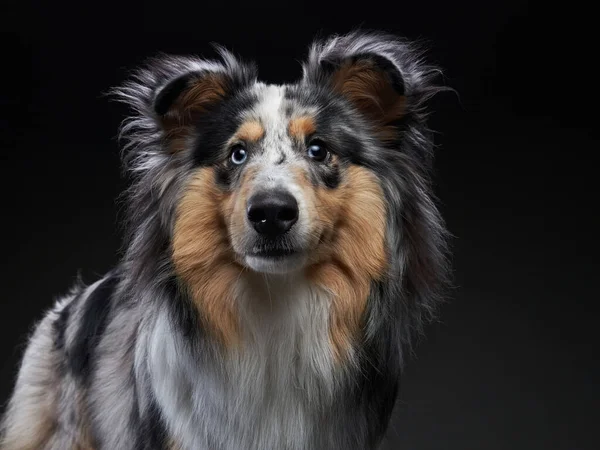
[153, 70, 229, 135]
[318, 53, 407, 142]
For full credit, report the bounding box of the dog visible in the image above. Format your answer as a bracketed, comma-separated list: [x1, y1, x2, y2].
[1, 31, 450, 449]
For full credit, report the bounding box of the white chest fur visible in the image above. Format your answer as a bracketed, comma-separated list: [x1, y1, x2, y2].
[146, 274, 341, 450]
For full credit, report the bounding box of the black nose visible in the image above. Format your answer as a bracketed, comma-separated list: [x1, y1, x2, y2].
[247, 190, 299, 236]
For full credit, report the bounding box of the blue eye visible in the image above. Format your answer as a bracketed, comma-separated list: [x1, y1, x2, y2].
[307, 142, 329, 162]
[230, 145, 247, 165]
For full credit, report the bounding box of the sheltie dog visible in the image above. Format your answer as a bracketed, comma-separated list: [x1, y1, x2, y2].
[1, 31, 450, 449]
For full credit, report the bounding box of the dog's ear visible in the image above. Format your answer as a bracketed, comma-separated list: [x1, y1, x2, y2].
[317, 53, 406, 135]
[153, 70, 227, 118]
[302, 32, 438, 143]
[153, 69, 230, 144]
[114, 50, 257, 153]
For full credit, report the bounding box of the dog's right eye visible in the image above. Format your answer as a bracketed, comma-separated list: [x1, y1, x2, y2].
[230, 145, 248, 165]
[307, 140, 330, 163]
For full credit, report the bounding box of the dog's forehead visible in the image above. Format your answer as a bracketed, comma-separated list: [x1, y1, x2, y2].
[245, 84, 287, 129]
[241, 83, 316, 145]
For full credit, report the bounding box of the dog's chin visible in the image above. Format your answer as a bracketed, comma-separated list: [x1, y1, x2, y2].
[244, 250, 308, 274]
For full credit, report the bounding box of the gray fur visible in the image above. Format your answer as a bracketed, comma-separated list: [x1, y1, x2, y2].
[1, 31, 450, 450]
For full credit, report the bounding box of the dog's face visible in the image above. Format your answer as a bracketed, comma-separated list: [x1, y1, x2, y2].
[173, 81, 393, 278]
[160, 53, 406, 279]
[117, 33, 448, 352]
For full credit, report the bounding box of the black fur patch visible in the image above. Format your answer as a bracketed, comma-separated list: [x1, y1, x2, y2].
[135, 395, 170, 450]
[154, 72, 199, 116]
[321, 162, 341, 189]
[192, 89, 257, 171]
[304, 158, 342, 190]
[356, 282, 402, 447]
[67, 271, 120, 382]
[214, 164, 233, 187]
[164, 273, 202, 340]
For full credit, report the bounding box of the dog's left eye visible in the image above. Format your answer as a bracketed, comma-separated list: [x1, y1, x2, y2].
[230, 145, 248, 165]
[307, 142, 329, 162]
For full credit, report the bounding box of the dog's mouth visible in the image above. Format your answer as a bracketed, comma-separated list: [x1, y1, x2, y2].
[242, 242, 307, 274]
[249, 247, 297, 258]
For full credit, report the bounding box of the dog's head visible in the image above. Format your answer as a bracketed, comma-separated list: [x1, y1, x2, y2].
[116, 31, 449, 354]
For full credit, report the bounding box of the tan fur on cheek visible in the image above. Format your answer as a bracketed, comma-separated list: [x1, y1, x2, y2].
[291, 166, 325, 248]
[172, 168, 243, 348]
[227, 166, 258, 253]
[307, 165, 387, 361]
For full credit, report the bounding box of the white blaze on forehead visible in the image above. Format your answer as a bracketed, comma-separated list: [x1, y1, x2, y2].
[247, 84, 292, 164]
[252, 84, 286, 129]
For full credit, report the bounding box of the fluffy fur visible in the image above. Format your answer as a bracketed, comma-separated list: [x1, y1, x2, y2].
[1, 31, 450, 450]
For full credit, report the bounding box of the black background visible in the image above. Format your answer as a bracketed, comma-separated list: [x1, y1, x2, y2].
[1, 1, 598, 449]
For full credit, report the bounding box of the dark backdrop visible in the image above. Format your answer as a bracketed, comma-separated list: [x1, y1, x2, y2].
[1, 1, 597, 449]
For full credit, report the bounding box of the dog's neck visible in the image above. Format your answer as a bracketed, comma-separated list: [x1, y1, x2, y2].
[145, 270, 345, 449]
[235, 270, 317, 316]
